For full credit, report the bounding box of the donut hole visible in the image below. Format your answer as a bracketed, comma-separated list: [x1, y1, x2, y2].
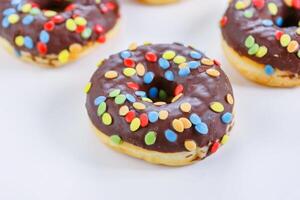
[33, 0, 72, 11]
[278, 8, 300, 27]
[144, 77, 177, 104]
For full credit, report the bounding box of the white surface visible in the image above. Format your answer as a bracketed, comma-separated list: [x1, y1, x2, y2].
[0, 1, 299, 199]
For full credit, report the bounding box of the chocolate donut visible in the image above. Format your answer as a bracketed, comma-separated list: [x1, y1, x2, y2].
[221, 0, 300, 87]
[0, 0, 119, 67]
[85, 43, 235, 166]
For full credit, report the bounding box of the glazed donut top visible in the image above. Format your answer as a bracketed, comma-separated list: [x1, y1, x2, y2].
[221, 0, 300, 75]
[0, 0, 119, 63]
[85, 43, 234, 153]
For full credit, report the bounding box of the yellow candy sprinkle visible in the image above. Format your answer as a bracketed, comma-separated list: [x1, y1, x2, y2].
[123, 68, 136, 77]
[206, 69, 220, 77]
[287, 40, 299, 53]
[119, 105, 129, 116]
[8, 14, 20, 24]
[256, 46, 268, 58]
[136, 63, 146, 76]
[130, 118, 141, 132]
[184, 140, 197, 151]
[201, 58, 214, 66]
[235, 1, 246, 10]
[74, 17, 87, 26]
[268, 3, 278, 15]
[173, 55, 187, 64]
[102, 112, 112, 126]
[142, 97, 153, 103]
[280, 34, 291, 47]
[43, 10, 57, 17]
[154, 101, 166, 106]
[58, 50, 70, 64]
[84, 82, 92, 93]
[226, 94, 234, 105]
[296, 28, 300, 35]
[210, 102, 225, 113]
[105, 70, 118, 79]
[22, 4, 32, 13]
[179, 117, 192, 129]
[171, 93, 183, 103]
[159, 110, 169, 120]
[221, 134, 230, 145]
[66, 19, 77, 32]
[162, 50, 176, 60]
[69, 43, 83, 54]
[172, 119, 184, 133]
[133, 102, 146, 110]
[15, 36, 24, 47]
[180, 102, 191, 113]
[97, 59, 105, 67]
[128, 42, 138, 51]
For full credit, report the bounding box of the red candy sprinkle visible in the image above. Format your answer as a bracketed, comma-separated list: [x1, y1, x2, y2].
[174, 84, 184, 96]
[125, 111, 135, 123]
[76, 25, 85, 33]
[292, 0, 300, 9]
[124, 58, 136, 68]
[127, 82, 139, 90]
[220, 16, 228, 27]
[97, 35, 106, 43]
[44, 21, 55, 31]
[213, 59, 221, 66]
[100, 4, 109, 13]
[37, 42, 47, 55]
[106, 2, 117, 10]
[252, 0, 265, 9]
[145, 52, 158, 62]
[210, 142, 220, 154]
[94, 24, 104, 34]
[275, 30, 283, 40]
[52, 15, 65, 24]
[140, 113, 149, 128]
[65, 4, 76, 11]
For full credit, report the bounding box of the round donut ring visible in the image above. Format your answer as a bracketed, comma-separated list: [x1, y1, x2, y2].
[221, 0, 300, 87]
[85, 43, 235, 166]
[0, 0, 120, 67]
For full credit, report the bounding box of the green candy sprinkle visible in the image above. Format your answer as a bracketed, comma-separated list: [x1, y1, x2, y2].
[297, 50, 300, 58]
[110, 135, 122, 145]
[244, 9, 253, 18]
[145, 131, 157, 145]
[81, 28, 92, 39]
[256, 46, 268, 58]
[115, 94, 126, 105]
[123, 68, 136, 77]
[248, 43, 259, 55]
[97, 102, 107, 116]
[280, 34, 291, 47]
[102, 112, 112, 126]
[109, 89, 121, 98]
[159, 90, 167, 101]
[245, 35, 255, 48]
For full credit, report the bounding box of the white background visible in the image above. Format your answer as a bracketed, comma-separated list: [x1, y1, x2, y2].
[1, 0, 299, 199]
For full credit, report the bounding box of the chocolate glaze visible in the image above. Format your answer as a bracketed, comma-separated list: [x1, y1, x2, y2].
[221, 0, 300, 74]
[0, 0, 119, 55]
[86, 43, 234, 153]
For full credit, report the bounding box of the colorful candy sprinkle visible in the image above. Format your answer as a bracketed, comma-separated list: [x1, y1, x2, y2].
[164, 129, 178, 142]
[184, 140, 197, 151]
[145, 131, 157, 145]
[102, 112, 112, 126]
[210, 102, 225, 113]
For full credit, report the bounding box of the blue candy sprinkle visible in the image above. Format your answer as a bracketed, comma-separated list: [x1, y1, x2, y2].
[164, 129, 178, 142]
[221, 112, 233, 124]
[2, 17, 10, 28]
[264, 64, 275, 75]
[94, 96, 106, 106]
[143, 71, 155, 84]
[148, 111, 159, 123]
[22, 15, 34, 25]
[178, 67, 191, 77]
[120, 50, 132, 59]
[126, 94, 136, 103]
[24, 36, 33, 49]
[190, 51, 202, 59]
[262, 19, 273, 27]
[275, 17, 283, 27]
[158, 58, 170, 69]
[149, 87, 158, 99]
[3, 8, 16, 16]
[40, 30, 50, 44]
[195, 123, 209, 135]
[188, 61, 200, 69]
[11, 0, 22, 5]
[135, 91, 146, 97]
[164, 70, 174, 81]
[190, 113, 202, 125]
